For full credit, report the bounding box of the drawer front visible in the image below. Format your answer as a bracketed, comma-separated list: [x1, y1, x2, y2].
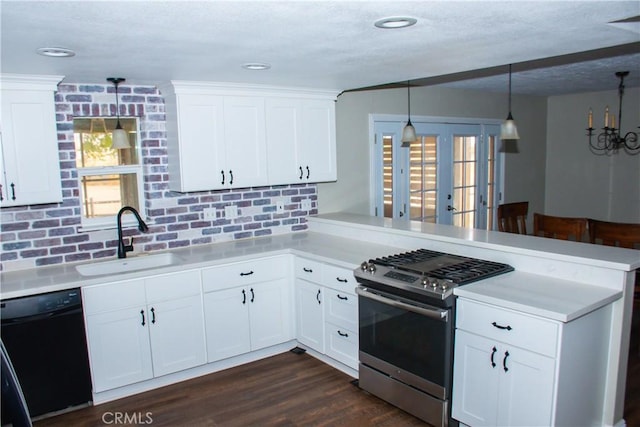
[83, 279, 146, 314]
[202, 256, 288, 293]
[323, 264, 357, 294]
[324, 288, 357, 331]
[456, 298, 559, 357]
[294, 257, 323, 283]
[325, 322, 358, 369]
[145, 270, 201, 303]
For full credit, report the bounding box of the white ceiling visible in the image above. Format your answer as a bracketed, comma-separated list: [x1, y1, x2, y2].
[1, 1, 639, 96]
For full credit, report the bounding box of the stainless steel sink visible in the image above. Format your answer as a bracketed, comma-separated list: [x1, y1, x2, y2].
[75, 253, 182, 276]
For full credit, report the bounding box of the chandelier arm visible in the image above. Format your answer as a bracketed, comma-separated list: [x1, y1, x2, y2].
[622, 131, 639, 152]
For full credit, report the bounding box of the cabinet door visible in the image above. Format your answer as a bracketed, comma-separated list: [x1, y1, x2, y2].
[300, 99, 336, 183]
[0, 89, 62, 206]
[147, 295, 207, 377]
[223, 96, 268, 188]
[249, 279, 293, 350]
[452, 330, 500, 426]
[497, 346, 555, 427]
[172, 94, 225, 191]
[295, 279, 324, 352]
[85, 308, 153, 393]
[265, 97, 302, 185]
[324, 287, 357, 332]
[203, 287, 251, 362]
[324, 322, 358, 369]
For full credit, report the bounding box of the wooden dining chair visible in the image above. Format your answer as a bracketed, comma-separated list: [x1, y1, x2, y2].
[533, 213, 588, 241]
[497, 202, 529, 234]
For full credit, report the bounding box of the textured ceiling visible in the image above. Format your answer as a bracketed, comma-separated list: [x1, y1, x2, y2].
[1, 1, 639, 95]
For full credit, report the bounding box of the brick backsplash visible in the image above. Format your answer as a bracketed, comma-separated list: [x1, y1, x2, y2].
[0, 83, 317, 272]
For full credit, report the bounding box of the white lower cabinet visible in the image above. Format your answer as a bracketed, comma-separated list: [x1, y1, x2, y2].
[294, 257, 359, 370]
[83, 270, 206, 393]
[295, 278, 324, 352]
[452, 297, 611, 427]
[202, 256, 293, 363]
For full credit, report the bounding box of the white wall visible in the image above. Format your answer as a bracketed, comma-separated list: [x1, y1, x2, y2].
[546, 87, 640, 223]
[319, 85, 548, 228]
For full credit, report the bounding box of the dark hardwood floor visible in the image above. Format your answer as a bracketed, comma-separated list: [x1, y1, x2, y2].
[35, 315, 640, 427]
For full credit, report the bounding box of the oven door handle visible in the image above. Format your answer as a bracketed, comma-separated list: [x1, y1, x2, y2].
[356, 287, 449, 322]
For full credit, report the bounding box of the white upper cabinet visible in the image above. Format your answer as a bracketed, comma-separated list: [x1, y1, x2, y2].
[161, 81, 337, 192]
[266, 96, 336, 185]
[0, 74, 63, 206]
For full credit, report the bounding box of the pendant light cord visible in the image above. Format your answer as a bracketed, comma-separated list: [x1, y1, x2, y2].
[508, 64, 512, 114]
[407, 80, 411, 119]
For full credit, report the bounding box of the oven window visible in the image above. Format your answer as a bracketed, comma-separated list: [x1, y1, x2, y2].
[359, 296, 449, 387]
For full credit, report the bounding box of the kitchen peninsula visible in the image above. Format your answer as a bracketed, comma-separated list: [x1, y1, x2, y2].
[1, 213, 637, 427]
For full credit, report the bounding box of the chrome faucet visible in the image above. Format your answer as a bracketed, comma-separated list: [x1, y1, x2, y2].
[116, 206, 149, 259]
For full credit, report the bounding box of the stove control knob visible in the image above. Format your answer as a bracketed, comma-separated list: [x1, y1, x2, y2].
[368, 264, 377, 273]
[431, 279, 438, 289]
[360, 262, 369, 272]
[440, 282, 448, 291]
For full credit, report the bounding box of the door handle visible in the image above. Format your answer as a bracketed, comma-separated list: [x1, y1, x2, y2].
[242, 289, 246, 304]
[447, 205, 456, 211]
[221, 170, 225, 185]
[229, 170, 233, 185]
[10, 183, 15, 200]
[316, 289, 321, 305]
[299, 166, 303, 180]
[140, 309, 146, 326]
[306, 166, 310, 179]
[250, 288, 255, 303]
[151, 307, 156, 324]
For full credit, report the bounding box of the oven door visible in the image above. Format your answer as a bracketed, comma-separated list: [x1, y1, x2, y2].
[356, 285, 453, 399]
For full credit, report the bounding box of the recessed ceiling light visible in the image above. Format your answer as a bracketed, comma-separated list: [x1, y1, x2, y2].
[374, 17, 417, 29]
[36, 47, 76, 57]
[242, 63, 271, 71]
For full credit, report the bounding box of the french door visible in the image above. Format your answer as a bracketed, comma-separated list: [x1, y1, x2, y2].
[373, 119, 502, 230]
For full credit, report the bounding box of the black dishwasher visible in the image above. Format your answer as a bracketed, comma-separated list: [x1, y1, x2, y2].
[1, 288, 92, 423]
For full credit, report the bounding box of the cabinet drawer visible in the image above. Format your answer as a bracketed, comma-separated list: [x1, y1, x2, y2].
[456, 298, 559, 357]
[325, 322, 358, 369]
[83, 279, 146, 314]
[202, 256, 288, 293]
[324, 288, 357, 331]
[294, 257, 323, 283]
[145, 270, 201, 303]
[323, 264, 357, 294]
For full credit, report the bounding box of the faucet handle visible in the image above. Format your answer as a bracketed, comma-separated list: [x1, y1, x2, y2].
[124, 237, 134, 252]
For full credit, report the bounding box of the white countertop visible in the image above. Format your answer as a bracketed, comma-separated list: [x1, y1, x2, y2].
[311, 213, 640, 271]
[0, 232, 402, 300]
[453, 271, 621, 322]
[0, 216, 627, 323]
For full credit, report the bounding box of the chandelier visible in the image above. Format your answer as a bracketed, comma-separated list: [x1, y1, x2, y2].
[587, 71, 639, 154]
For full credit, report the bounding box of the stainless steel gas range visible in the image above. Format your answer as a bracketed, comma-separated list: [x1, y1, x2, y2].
[354, 249, 513, 427]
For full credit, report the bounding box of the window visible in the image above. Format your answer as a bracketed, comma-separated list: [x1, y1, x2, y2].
[373, 117, 503, 230]
[73, 117, 143, 229]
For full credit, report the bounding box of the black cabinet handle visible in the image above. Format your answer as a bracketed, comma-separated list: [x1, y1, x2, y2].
[338, 330, 348, 338]
[306, 166, 310, 179]
[240, 271, 254, 276]
[0, 183, 3, 201]
[221, 170, 225, 185]
[140, 309, 146, 326]
[337, 294, 348, 301]
[303, 267, 313, 273]
[503, 351, 510, 372]
[299, 166, 303, 180]
[336, 277, 348, 283]
[10, 183, 15, 201]
[490, 346, 497, 368]
[250, 288, 255, 303]
[229, 170, 233, 185]
[151, 307, 156, 324]
[316, 289, 321, 305]
[492, 321, 512, 331]
[242, 289, 246, 304]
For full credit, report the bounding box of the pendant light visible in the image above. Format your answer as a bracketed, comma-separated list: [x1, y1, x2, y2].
[500, 64, 520, 140]
[107, 77, 130, 149]
[401, 80, 416, 147]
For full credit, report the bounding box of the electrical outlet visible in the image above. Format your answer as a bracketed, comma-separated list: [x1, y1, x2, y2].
[203, 207, 216, 220]
[225, 205, 238, 219]
[276, 199, 285, 213]
[301, 199, 312, 211]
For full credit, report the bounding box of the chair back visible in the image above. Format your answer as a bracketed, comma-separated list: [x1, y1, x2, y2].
[497, 202, 528, 234]
[588, 219, 640, 249]
[533, 213, 588, 241]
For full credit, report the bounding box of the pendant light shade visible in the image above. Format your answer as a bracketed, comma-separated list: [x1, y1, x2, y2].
[401, 80, 417, 147]
[500, 65, 520, 140]
[107, 77, 130, 149]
